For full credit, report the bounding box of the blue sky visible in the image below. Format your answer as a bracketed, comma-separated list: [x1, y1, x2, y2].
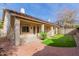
[0, 3, 79, 23]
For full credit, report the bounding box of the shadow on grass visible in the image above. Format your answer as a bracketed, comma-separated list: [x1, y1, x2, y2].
[43, 34, 77, 47]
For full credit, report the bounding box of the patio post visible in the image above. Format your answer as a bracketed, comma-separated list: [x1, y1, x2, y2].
[41, 24, 44, 32]
[51, 26, 54, 36]
[14, 18, 20, 46]
[56, 27, 58, 34]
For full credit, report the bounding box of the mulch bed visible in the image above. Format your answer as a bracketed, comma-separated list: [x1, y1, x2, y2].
[0, 37, 17, 56]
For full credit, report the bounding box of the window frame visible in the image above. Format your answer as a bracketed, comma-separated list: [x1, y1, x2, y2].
[22, 25, 29, 33]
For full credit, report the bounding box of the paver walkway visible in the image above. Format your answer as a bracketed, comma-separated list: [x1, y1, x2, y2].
[11, 40, 79, 56]
[12, 40, 45, 56]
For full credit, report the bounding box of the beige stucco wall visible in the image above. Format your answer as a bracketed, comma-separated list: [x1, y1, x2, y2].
[60, 27, 76, 34]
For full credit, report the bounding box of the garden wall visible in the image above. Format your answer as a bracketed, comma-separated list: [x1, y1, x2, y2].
[60, 28, 76, 34]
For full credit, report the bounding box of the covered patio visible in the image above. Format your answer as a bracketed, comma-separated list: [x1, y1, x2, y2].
[3, 9, 59, 46]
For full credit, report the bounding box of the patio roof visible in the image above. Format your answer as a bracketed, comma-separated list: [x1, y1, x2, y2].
[2, 9, 60, 28]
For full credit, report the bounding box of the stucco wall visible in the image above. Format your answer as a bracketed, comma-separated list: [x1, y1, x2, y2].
[60, 28, 75, 34]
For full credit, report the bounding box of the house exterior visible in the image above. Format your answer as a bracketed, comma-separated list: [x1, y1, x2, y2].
[2, 9, 60, 46]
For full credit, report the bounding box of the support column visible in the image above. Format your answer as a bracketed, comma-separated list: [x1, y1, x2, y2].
[14, 18, 20, 46]
[51, 26, 54, 36]
[41, 24, 44, 32]
[56, 27, 58, 34]
[3, 12, 10, 36]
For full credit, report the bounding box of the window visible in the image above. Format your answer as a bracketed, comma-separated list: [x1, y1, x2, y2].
[22, 26, 29, 32]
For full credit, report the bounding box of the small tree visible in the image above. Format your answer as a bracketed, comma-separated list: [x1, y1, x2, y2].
[0, 20, 3, 37]
[56, 9, 77, 34]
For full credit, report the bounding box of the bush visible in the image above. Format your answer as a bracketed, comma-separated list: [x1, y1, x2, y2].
[0, 21, 3, 29]
[39, 32, 47, 40]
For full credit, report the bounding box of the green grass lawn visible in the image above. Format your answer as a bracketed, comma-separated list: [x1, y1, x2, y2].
[42, 34, 77, 47]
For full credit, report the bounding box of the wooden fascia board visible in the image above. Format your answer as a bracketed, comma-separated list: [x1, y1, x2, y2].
[11, 13, 54, 26]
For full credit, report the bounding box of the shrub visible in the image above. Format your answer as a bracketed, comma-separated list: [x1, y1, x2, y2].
[0, 21, 3, 29]
[39, 32, 47, 40]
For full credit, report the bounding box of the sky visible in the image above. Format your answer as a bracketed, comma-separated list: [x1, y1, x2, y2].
[0, 3, 79, 23]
